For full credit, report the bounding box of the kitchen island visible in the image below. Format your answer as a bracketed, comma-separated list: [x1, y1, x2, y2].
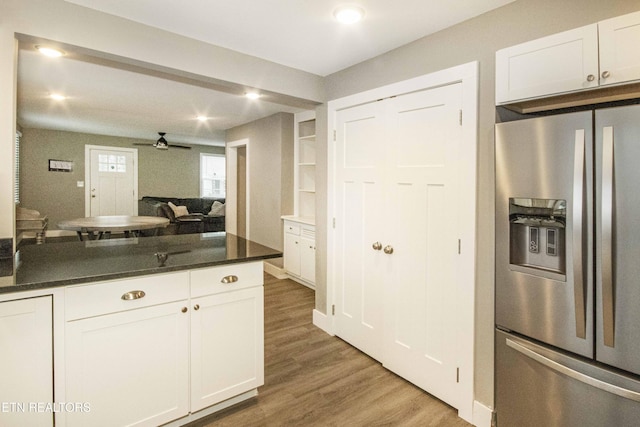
[0, 232, 281, 427]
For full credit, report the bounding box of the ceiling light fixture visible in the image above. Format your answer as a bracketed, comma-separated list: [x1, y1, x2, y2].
[196, 116, 208, 122]
[333, 5, 365, 24]
[36, 45, 65, 57]
[49, 93, 66, 101]
[245, 92, 261, 100]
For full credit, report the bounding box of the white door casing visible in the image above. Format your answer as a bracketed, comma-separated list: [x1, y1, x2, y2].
[85, 145, 138, 217]
[327, 61, 478, 423]
[226, 139, 250, 239]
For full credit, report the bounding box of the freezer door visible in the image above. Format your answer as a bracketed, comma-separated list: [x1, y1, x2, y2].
[596, 104, 640, 376]
[496, 329, 640, 427]
[495, 111, 593, 357]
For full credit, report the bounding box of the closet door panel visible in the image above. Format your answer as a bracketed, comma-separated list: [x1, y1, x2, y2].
[334, 102, 386, 361]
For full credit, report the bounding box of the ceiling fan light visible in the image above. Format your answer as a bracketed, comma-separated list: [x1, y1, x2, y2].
[333, 6, 365, 24]
[155, 132, 169, 149]
[36, 45, 65, 57]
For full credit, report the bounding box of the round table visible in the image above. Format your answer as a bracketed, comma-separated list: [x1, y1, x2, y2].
[58, 215, 170, 241]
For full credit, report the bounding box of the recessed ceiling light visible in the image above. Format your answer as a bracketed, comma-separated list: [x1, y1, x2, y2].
[245, 92, 261, 100]
[49, 93, 66, 101]
[333, 5, 365, 24]
[36, 45, 65, 57]
[196, 116, 209, 122]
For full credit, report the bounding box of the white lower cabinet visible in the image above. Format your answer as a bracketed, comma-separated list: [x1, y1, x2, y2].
[190, 286, 264, 412]
[282, 219, 315, 288]
[65, 300, 190, 427]
[63, 263, 264, 427]
[0, 296, 53, 427]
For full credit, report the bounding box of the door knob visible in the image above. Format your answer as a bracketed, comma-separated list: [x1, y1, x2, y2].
[383, 245, 394, 254]
[372, 242, 382, 251]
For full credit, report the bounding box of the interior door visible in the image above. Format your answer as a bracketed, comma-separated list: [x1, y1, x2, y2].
[88, 147, 137, 216]
[334, 101, 387, 361]
[595, 104, 640, 376]
[382, 83, 463, 407]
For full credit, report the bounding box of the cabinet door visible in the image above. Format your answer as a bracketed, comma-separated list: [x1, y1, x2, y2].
[300, 237, 316, 285]
[599, 11, 640, 86]
[284, 232, 301, 276]
[190, 286, 264, 412]
[65, 301, 190, 427]
[0, 296, 53, 427]
[496, 24, 599, 103]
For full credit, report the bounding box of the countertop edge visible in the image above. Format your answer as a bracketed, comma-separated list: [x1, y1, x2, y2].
[1, 253, 281, 295]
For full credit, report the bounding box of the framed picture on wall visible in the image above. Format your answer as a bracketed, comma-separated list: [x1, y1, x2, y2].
[48, 159, 73, 172]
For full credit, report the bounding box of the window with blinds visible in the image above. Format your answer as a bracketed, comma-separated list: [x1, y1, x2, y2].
[14, 131, 21, 204]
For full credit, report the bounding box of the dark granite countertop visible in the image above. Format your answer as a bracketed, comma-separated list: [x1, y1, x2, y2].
[0, 232, 281, 294]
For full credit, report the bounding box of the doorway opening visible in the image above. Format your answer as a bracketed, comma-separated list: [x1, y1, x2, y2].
[226, 139, 250, 239]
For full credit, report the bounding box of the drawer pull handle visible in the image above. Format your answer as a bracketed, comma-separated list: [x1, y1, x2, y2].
[221, 275, 239, 284]
[121, 290, 146, 301]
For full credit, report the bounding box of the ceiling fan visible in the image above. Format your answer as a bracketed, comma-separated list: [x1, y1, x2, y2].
[134, 132, 191, 150]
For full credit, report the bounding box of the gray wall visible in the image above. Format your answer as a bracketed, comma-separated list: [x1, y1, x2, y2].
[320, 0, 640, 410]
[226, 112, 294, 252]
[20, 128, 224, 229]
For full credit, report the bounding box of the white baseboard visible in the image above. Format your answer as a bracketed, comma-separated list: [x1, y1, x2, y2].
[263, 259, 288, 279]
[312, 309, 334, 336]
[472, 400, 493, 427]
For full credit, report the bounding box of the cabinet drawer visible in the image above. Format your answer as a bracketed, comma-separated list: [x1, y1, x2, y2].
[65, 272, 189, 321]
[190, 261, 263, 298]
[284, 222, 300, 235]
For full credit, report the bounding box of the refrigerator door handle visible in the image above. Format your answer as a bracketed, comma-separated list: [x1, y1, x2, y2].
[506, 338, 640, 402]
[572, 130, 587, 339]
[602, 126, 615, 347]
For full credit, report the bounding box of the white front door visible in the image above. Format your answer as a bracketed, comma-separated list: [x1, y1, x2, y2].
[86, 146, 138, 216]
[333, 83, 463, 408]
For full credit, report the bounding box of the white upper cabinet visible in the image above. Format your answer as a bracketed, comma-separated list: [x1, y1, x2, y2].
[599, 11, 640, 86]
[496, 11, 640, 104]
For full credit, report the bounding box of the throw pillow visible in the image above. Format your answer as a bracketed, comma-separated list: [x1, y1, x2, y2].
[168, 201, 189, 217]
[208, 201, 225, 216]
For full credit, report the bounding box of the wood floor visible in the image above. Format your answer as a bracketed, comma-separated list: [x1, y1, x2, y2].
[188, 274, 472, 427]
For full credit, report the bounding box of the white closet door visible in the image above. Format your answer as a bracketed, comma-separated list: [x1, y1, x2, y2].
[382, 83, 463, 408]
[334, 101, 387, 361]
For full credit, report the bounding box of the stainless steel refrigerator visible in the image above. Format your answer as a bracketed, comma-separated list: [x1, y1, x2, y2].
[495, 104, 640, 427]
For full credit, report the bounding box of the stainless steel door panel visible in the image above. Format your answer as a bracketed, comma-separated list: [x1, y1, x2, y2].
[495, 112, 593, 357]
[496, 330, 640, 427]
[596, 104, 640, 375]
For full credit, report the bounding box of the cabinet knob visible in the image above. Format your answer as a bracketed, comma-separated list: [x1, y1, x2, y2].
[587, 74, 595, 82]
[372, 242, 382, 251]
[383, 245, 394, 254]
[194, 304, 200, 311]
[181, 307, 188, 313]
[121, 290, 145, 300]
[602, 71, 611, 79]
[221, 275, 239, 284]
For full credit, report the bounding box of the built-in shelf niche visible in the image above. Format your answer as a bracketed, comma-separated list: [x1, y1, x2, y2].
[294, 112, 316, 221]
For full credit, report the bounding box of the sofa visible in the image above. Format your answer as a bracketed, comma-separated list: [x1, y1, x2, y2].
[138, 196, 225, 235]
